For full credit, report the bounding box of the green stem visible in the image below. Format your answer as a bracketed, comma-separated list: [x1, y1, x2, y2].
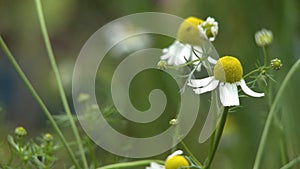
[34, 0, 88, 168]
[97, 160, 165, 169]
[167, 57, 203, 69]
[181, 141, 203, 167]
[253, 59, 300, 169]
[206, 131, 215, 164]
[87, 137, 98, 168]
[280, 156, 300, 169]
[205, 107, 229, 169]
[22, 161, 29, 169]
[279, 137, 288, 165]
[0, 37, 80, 169]
[243, 68, 261, 79]
[262, 46, 268, 67]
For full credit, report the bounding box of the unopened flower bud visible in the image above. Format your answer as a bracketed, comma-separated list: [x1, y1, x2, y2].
[14, 126, 27, 137]
[169, 118, 178, 125]
[271, 58, 282, 70]
[157, 60, 167, 70]
[77, 93, 90, 102]
[43, 133, 53, 142]
[255, 28, 273, 46]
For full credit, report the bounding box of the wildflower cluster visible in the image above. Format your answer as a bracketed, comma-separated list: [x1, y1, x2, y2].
[0, 2, 288, 168]
[5, 126, 58, 169]
[150, 17, 283, 169]
[159, 16, 268, 107]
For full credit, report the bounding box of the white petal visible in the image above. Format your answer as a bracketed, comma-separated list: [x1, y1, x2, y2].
[177, 44, 192, 63]
[166, 150, 183, 160]
[188, 76, 215, 87]
[146, 162, 165, 169]
[160, 41, 188, 66]
[195, 63, 202, 72]
[193, 79, 219, 94]
[207, 56, 217, 64]
[162, 48, 168, 54]
[219, 83, 239, 106]
[238, 79, 265, 97]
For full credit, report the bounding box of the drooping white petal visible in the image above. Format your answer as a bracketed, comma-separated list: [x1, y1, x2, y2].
[146, 162, 165, 169]
[166, 150, 183, 160]
[193, 79, 219, 94]
[238, 79, 265, 97]
[219, 83, 240, 106]
[207, 56, 217, 64]
[162, 48, 168, 54]
[160, 41, 190, 66]
[188, 76, 215, 87]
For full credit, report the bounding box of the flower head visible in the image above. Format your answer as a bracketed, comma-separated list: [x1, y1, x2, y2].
[169, 118, 178, 125]
[188, 56, 264, 106]
[199, 17, 219, 42]
[214, 56, 243, 83]
[15, 126, 27, 137]
[43, 133, 54, 142]
[177, 17, 204, 46]
[160, 41, 203, 66]
[146, 150, 189, 169]
[255, 28, 273, 46]
[159, 16, 218, 71]
[271, 58, 283, 70]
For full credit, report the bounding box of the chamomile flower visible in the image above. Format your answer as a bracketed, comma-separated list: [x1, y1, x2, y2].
[199, 17, 219, 42]
[160, 16, 218, 70]
[188, 56, 264, 107]
[255, 28, 273, 46]
[146, 150, 189, 169]
[271, 58, 283, 70]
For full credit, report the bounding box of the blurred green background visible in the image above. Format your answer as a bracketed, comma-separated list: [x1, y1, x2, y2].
[0, 0, 300, 168]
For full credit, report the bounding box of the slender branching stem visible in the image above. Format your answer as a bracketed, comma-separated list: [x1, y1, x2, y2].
[34, 0, 88, 168]
[263, 46, 268, 67]
[280, 156, 300, 169]
[204, 107, 229, 169]
[97, 160, 165, 169]
[0, 36, 80, 169]
[253, 59, 300, 169]
[181, 141, 203, 167]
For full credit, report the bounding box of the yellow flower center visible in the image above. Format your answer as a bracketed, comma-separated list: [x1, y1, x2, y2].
[201, 24, 214, 39]
[214, 56, 243, 83]
[176, 17, 203, 46]
[165, 155, 189, 169]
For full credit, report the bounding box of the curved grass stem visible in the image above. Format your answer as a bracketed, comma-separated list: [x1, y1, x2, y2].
[204, 107, 229, 169]
[34, 0, 88, 168]
[253, 59, 300, 169]
[181, 141, 203, 167]
[0, 36, 80, 169]
[280, 156, 300, 169]
[97, 160, 165, 169]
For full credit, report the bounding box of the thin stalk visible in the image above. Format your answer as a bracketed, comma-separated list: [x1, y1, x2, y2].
[279, 138, 288, 165]
[204, 107, 229, 169]
[167, 57, 203, 69]
[253, 59, 300, 169]
[243, 69, 261, 79]
[97, 160, 165, 169]
[262, 46, 268, 67]
[206, 130, 215, 165]
[34, 0, 88, 168]
[0, 37, 80, 169]
[86, 137, 98, 168]
[280, 156, 300, 169]
[181, 141, 203, 167]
